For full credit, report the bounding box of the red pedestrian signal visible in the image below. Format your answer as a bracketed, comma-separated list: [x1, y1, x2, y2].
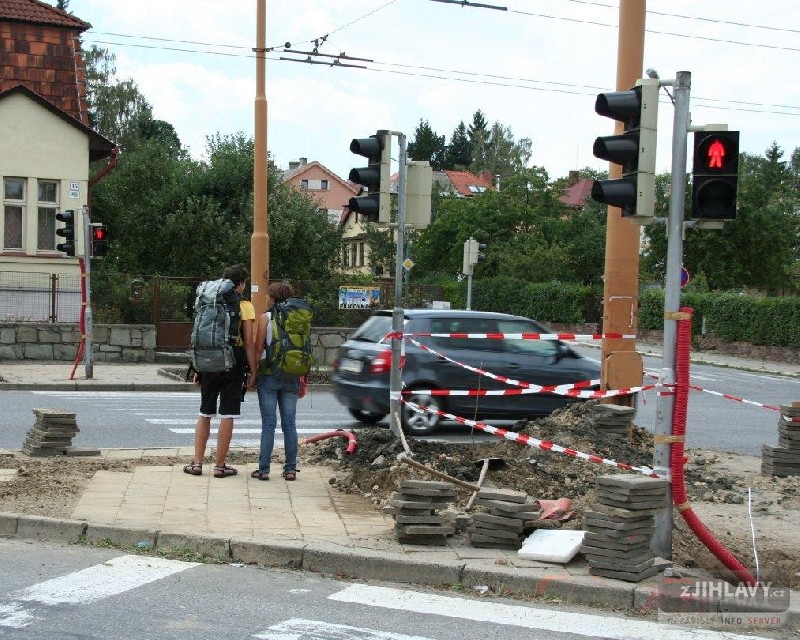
[691, 131, 739, 220]
[91, 223, 109, 257]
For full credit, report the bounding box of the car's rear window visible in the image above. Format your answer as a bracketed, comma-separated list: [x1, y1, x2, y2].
[350, 314, 395, 343]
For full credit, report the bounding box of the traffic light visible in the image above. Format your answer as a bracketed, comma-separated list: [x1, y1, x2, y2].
[55, 209, 76, 256]
[691, 130, 739, 220]
[348, 130, 391, 224]
[91, 223, 109, 257]
[470, 241, 486, 267]
[591, 78, 659, 221]
[462, 238, 474, 275]
[405, 161, 432, 228]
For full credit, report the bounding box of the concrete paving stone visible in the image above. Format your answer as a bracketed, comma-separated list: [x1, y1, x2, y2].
[388, 498, 451, 510]
[584, 524, 655, 539]
[476, 488, 528, 503]
[396, 486, 458, 499]
[394, 514, 447, 525]
[395, 523, 455, 536]
[583, 531, 652, 549]
[596, 475, 670, 491]
[587, 556, 655, 573]
[477, 497, 537, 512]
[590, 502, 665, 518]
[157, 532, 231, 561]
[581, 545, 654, 563]
[593, 484, 668, 499]
[596, 495, 668, 510]
[589, 564, 661, 583]
[16, 514, 86, 542]
[468, 534, 520, 549]
[583, 511, 654, 529]
[472, 512, 524, 531]
[398, 479, 453, 491]
[780, 404, 800, 418]
[467, 525, 521, 541]
[488, 509, 540, 520]
[84, 524, 157, 548]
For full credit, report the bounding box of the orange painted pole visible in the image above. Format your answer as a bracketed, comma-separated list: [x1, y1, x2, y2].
[251, 0, 269, 315]
[600, 0, 645, 402]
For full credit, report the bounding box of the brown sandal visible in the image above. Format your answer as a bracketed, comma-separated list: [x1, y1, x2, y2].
[183, 462, 202, 476]
[282, 470, 297, 481]
[250, 470, 269, 481]
[213, 464, 238, 478]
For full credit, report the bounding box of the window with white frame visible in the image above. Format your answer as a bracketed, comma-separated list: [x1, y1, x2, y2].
[36, 179, 59, 251]
[3, 177, 25, 250]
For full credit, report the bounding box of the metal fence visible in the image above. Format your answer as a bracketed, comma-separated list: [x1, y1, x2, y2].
[0, 271, 82, 323]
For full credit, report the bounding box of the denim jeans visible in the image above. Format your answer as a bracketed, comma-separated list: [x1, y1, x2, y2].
[256, 374, 300, 474]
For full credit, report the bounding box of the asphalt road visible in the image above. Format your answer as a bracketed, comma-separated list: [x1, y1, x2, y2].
[1, 539, 789, 640]
[0, 354, 796, 455]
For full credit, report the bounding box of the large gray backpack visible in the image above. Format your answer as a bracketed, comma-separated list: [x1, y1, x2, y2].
[190, 279, 241, 372]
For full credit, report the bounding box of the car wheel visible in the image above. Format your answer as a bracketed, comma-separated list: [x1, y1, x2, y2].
[348, 408, 386, 424]
[401, 389, 442, 435]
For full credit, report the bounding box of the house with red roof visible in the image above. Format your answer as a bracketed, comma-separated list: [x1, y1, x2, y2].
[0, 0, 116, 281]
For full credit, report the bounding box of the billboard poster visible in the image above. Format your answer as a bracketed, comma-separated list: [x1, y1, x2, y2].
[339, 286, 381, 309]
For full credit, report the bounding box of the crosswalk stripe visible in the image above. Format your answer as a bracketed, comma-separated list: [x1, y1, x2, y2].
[329, 585, 773, 640]
[255, 618, 433, 640]
[0, 555, 198, 628]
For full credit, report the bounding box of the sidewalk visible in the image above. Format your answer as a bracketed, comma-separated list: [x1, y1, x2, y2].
[1, 354, 799, 628]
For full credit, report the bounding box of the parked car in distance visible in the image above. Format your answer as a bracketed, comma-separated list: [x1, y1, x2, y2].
[331, 309, 601, 435]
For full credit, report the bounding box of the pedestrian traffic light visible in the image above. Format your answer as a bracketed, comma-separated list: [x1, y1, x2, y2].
[348, 130, 391, 224]
[91, 223, 109, 257]
[55, 209, 76, 256]
[591, 78, 659, 221]
[691, 130, 739, 220]
[470, 241, 486, 267]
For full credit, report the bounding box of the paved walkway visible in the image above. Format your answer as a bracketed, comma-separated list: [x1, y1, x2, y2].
[1, 354, 799, 626]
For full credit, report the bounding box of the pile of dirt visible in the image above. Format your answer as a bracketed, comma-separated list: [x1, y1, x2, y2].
[302, 401, 800, 587]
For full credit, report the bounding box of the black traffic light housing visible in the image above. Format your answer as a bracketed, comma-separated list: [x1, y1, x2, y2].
[55, 209, 76, 256]
[91, 223, 109, 257]
[691, 130, 739, 220]
[348, 130, 391, 224]
[591, 78, 659, 221]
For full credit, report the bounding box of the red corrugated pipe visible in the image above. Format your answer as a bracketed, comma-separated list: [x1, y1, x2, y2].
[671, 306, 757, 585]
[301, 429, 357, 455]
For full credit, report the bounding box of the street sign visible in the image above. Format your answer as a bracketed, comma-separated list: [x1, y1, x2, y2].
[402, 258, 414, 271]
[681, 266, 690, 288]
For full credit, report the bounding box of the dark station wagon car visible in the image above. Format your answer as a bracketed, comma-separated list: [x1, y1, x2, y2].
[331, 309, 601, 435]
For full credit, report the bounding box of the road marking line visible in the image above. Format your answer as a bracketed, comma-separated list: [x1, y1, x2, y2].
[168, 428, 326, 434]
[0, 555, 198, 628]
[254, 618, 433, 640]
[329, 585, 773, 640]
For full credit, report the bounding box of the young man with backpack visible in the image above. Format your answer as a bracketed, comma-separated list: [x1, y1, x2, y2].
[251, 281, 313, 481]
[184, 264, 256, 478]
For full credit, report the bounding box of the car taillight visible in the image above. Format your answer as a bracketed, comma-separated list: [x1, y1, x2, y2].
[370, 349, 392, 374]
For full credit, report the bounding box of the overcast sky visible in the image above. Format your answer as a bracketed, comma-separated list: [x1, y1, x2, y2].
[72, 0, 799, 182]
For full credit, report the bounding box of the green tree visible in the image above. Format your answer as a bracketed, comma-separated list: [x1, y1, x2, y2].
[407, 119, 446, 170]
[444, 121, 471, 169]
[470, 122, 532, 178]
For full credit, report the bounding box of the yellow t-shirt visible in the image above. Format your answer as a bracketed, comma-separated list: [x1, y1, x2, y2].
[236, 299, 255, 346]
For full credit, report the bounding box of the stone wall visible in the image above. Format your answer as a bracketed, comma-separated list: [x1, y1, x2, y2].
[0, 323, 158, 363]
[0, 323, 354, 367]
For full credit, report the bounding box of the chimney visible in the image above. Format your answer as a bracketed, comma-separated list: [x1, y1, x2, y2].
[568, 170, 580, 185]
[299, 157, 308, 165]
[477, 170, 493, 186]
[288, 161, 300, 170]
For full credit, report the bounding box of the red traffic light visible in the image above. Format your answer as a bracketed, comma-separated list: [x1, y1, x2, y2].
[693, 131, 739, 174]
[90, 223, 109, 257]
[92, 226, 107, 241]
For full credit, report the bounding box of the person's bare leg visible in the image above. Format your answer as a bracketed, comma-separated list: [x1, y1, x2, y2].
[194, 416, 211, 464]
[215, 417, 234, 466]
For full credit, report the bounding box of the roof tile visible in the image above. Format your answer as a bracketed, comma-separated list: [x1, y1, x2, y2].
[0, 0, 90, 29]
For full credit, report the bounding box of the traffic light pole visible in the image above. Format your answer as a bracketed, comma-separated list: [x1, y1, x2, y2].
[652, 70, 691, 559]
[82, 205, 94, 379]
[389, 132, 408, 440]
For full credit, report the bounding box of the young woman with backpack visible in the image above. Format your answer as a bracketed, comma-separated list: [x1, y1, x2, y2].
[251, 281, 306, 481]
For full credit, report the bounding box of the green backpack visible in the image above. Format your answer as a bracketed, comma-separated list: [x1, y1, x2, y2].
[263, 297, 314, 377]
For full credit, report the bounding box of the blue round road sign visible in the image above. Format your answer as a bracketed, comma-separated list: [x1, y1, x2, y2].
[680, 267, 690, 288]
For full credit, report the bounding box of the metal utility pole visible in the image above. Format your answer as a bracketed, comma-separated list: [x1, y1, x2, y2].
[251, 0, 269, 315]
[600, 0, 645, 403]
[388, 132, 408, 439]
[82, 205, 94, 379]
[652, 71, 691, 560]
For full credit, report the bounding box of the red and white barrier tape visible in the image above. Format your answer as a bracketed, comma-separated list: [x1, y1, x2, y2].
[687, 384, 781, 412]
[407, 337, 653, 399]
[402, 400, 659, 477]
[403, 331, 637, 341]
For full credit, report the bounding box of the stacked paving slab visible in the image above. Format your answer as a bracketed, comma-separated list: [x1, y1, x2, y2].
[592, 404, 635, 437]
[22, 409, 99, 457]
[385, 479, 457, 545]
[469, 488, 540, 549]
[582, 474, 668, 582]
[762, 403, 800, 477]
